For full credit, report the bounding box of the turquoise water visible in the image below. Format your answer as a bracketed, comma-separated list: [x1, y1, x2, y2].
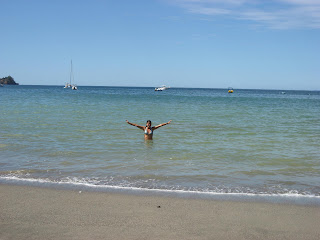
[1, 85, 320, 201]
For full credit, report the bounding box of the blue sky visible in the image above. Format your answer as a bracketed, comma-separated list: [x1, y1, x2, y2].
[1, 0, 319, 90]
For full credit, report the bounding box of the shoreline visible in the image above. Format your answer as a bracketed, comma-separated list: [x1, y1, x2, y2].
[1, 177, 320, 206]
[1, 184, 320, 240]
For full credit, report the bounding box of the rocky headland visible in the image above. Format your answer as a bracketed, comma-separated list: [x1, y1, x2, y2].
[0, 76, 19, 85]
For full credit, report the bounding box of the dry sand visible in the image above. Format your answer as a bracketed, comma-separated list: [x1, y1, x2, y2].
[1, 184, 319, 240]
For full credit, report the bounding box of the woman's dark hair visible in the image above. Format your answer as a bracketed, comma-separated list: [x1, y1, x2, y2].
[146, 120, 152, 125]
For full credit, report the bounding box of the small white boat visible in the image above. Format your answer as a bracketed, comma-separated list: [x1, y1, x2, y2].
[64, 83, 71, 88]
[64, 60, 78, 90]
[155, 85, 170, 91]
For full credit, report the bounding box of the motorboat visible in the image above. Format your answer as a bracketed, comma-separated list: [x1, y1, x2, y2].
[155, 85, 170, 91]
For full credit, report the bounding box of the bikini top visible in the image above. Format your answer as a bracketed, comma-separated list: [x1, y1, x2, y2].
[144, 127, 153, 135]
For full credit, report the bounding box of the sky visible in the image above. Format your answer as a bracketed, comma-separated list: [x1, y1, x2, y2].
[1, 0, 320, 90]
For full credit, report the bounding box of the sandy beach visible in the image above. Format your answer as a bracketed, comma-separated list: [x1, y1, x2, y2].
[0, 184, 319, 240]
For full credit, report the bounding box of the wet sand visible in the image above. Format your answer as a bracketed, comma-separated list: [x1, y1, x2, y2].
[1, 184, 319, 240]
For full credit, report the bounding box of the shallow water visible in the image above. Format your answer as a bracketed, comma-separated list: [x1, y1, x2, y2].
[1, 85, 320, 202]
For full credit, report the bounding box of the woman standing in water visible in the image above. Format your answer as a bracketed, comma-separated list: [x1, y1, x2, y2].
[126, 120, 172, 140]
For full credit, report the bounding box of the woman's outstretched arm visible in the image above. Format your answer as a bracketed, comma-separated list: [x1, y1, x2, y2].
[126, 120, 144, 130]
[153, 120, 172, 130]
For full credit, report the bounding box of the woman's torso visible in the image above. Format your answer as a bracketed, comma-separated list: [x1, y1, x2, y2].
[144, 127, 153, 140]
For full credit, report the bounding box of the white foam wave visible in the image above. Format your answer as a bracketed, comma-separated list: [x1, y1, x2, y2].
[1, 176, 320, 205]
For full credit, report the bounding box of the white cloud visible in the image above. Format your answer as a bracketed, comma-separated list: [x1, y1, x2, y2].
[169, 0, 320, 29]
[279, 0, 320, 5]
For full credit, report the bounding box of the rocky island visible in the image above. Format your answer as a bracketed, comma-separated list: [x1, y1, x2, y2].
[0, 76, 19, 85]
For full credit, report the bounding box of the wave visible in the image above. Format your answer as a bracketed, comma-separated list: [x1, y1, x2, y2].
[1, 176, 320, 206]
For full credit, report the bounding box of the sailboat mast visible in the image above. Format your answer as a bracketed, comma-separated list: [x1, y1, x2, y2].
[70, 60, 73, 85]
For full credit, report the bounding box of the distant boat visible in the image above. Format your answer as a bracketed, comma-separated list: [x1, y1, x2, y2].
[155, 85, 170, 91]
[64, 83, 71, 88]
[64, 60, 78, 90]
[64, 61, 71, 89]
[228, 87, 234, 93]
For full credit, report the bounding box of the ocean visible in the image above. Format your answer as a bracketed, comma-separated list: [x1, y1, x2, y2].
[1, 85, 319, 204]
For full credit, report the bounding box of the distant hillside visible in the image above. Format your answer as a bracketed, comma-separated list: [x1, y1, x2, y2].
[0, 76, 19, 85]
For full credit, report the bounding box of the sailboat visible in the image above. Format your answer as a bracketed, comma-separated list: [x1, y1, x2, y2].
[64, 61, 71, 89]
[64, 83, 71, 88]
[64, 60, 78, 90]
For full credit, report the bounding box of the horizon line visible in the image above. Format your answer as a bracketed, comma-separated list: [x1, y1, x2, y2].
[8, 84, 320, 92]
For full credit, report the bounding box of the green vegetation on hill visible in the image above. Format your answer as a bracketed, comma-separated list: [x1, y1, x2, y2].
[0, 76, 19, 85]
